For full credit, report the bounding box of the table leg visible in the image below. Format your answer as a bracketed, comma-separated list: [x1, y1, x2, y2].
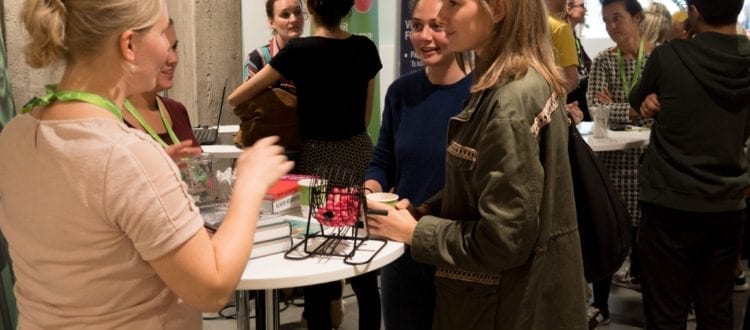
[255, 290, 266, 329]
[235, 290, 251, 330]
[253, 289, 279, 330]
[266, 289, 279, 329]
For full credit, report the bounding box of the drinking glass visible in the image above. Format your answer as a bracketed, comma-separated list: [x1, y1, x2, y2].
[591, 105, 610, 138]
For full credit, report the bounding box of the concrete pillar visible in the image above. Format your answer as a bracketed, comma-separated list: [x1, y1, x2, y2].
[5, 0, 242, 126]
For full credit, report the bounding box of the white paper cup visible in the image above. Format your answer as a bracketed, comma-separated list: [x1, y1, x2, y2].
[367, 192, 399, 206]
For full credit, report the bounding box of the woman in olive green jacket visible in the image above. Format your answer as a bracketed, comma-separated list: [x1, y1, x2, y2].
[366, 0, 587, 328]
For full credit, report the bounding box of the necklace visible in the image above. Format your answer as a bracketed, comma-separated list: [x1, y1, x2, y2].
[21, 84, 123, 121]
[123, 97, 179, 148]
[616, 39, 645, 97]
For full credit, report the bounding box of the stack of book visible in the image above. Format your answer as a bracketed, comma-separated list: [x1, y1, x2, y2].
[199, 179, 305, 259]
[250, 211, 293, 259]
[250, 179, 301, 259]
[262, 179, 301, 215]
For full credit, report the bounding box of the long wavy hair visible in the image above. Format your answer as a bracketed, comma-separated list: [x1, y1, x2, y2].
[459, 0, 567, 96]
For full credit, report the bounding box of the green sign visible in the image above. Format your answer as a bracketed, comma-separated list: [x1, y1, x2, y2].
[346, 0, 380, 143]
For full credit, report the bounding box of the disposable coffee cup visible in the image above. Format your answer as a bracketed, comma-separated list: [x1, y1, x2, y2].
[298, 178, 326, 216]
[367, 192, 399, 207]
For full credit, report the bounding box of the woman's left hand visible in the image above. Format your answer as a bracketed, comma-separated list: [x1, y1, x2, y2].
[166, 140, 202, 162]
[565, 101, 584, 124]
[628, 107, 641, 123]
[366, 199, 418, 244]
[595, 88, 613, 104]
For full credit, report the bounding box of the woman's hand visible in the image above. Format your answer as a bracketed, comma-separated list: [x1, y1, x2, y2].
[628, 107, 641, 122]
[565, 101, 584, 124]
[639, 93, 661, 118]
[595, 88, 614, 104]
[366, 199, 417, 244]
[234, 136, 294, 191]
[165, 140, 202, 161]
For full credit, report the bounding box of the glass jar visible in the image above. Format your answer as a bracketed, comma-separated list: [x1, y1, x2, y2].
[180, 153, 215, 203]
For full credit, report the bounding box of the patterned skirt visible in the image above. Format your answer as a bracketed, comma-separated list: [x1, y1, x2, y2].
[294, 132, 373, 181]
[597, 146, 646, 227]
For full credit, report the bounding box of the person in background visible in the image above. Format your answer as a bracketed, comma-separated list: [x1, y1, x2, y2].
[363, 0, 470, 328]
[631, 0, 750, 327]
[0, 0, 293, 328]
[547, 0, 580, 93]
[124, 19, 201, 162]
[585, 0, 654, 327]
[671, 11, 691, 40]
[228, 1, 382, 329]
[642, 12, 672, 45]
[646, 2, 671, 23]
[366, 0, 587, 328]
[565, 0, 593, 121]
[244, 0, 305, 90]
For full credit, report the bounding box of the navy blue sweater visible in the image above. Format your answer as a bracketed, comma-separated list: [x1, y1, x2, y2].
[365, 69, 471, 205]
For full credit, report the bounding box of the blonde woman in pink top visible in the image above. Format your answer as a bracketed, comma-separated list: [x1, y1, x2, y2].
[0, 0, 293, 328]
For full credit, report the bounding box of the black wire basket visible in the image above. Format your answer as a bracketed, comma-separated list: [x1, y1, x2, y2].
[285, 167, 386, 265]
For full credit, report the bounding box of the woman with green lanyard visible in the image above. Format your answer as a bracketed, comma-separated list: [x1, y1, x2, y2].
[585, 0, 654, 327]
[0, 0, 292, 328]
[124, 19, 202, 161]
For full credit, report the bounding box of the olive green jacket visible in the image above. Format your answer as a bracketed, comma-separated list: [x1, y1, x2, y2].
[411, 69, 587, 329]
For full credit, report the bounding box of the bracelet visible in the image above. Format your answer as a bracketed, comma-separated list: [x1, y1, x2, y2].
[363, 187, 375, 194]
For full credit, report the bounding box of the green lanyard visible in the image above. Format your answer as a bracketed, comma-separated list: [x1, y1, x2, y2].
[617, 40, 644, 97]
[21, 84, 124, 121]
[123, 97, 179, 148]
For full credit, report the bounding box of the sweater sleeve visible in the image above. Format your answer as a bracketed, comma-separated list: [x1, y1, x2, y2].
[630, 48, 662, 113]
[364, 86, 397, 190]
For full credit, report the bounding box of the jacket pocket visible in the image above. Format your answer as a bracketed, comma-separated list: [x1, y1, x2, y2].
[434, 277, 499, 330]
[446, 140, 478, 170]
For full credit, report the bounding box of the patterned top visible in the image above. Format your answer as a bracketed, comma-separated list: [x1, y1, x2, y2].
[587, 47, 653, 226]
[244, 35, 296, 93]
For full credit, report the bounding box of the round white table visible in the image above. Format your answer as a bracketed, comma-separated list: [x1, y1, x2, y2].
[235, 238, 404, 330]
[579, 122, 651, 152]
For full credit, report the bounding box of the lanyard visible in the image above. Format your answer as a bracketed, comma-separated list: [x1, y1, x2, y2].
[21, 84, 123, 121]
[617, 40, 644, 97]
[123, 97, 180, 148]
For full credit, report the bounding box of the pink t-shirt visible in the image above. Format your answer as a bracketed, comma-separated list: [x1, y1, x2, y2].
[0, 115, 204, 329]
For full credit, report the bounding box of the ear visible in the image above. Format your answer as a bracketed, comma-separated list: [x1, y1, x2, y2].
[119, 30, 136, 62]
[488, 0, 506, 23]
[687, 4, 700, 22]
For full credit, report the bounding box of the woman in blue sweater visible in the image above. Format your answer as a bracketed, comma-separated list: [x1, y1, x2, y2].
[363, 0, 470, 328]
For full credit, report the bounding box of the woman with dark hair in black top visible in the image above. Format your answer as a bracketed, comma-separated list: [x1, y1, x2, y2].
[229, 1, 382, 329]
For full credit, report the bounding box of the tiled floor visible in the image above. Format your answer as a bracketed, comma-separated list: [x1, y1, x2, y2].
[204, 269, 750, 330]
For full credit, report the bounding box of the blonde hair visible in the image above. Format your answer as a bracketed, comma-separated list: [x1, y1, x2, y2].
[646, 2, 671, 22]
[22, 0, 164, 68]
[642, 11, 671, 44]
[464, 0, 566, 96]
